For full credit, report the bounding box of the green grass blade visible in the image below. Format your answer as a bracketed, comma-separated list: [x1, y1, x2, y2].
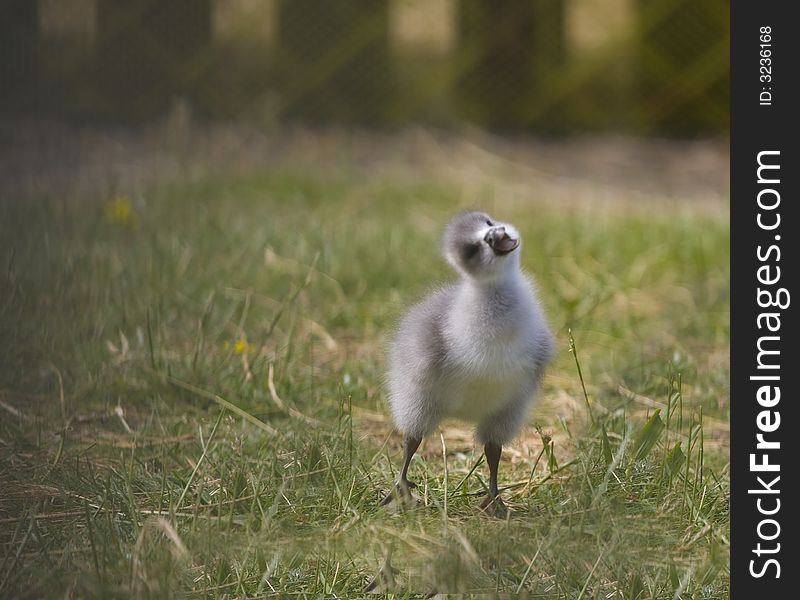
[634, 409, 665, 462]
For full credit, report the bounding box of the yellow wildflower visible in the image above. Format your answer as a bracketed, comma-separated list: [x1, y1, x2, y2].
[104, 195, 135, 225]
[222, 338, 251, 355]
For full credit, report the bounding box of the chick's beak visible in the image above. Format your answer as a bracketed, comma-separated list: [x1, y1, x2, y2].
[484, 227, 519, 255]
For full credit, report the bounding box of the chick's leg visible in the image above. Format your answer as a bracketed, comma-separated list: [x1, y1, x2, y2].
[398, 435, 421, 488]
[476, 395, 531, 517]
[479, 442, 508, 517]
[380, 435, 421, 505]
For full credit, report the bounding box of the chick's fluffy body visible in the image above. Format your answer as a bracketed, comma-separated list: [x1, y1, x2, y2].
[386, 211, 554, 446]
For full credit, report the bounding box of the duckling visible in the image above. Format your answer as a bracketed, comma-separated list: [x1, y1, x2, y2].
[383, 210, 554, 515]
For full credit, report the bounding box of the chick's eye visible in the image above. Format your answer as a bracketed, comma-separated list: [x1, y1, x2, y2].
[486, 220, 493, 226]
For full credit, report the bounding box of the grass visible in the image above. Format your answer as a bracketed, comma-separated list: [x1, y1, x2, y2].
[1, 160, 729, 598]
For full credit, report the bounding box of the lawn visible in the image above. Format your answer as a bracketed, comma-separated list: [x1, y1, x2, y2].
[0, 132, 729, 598]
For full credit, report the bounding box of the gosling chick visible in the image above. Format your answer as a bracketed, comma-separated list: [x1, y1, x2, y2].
[383, 210, 554, 514]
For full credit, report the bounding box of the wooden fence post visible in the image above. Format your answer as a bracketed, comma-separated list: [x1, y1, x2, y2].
[457, 0, 565, 129]
[636, 0, 729, 133]
[276, 0, 391, 124]
[95, 0, 212, 120]
[0, 0, 40, 112]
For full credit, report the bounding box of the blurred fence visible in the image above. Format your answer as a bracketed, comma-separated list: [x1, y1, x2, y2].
[0, 0, 728, 134]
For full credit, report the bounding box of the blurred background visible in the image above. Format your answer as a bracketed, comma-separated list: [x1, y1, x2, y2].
[1, 0, 728, 132]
